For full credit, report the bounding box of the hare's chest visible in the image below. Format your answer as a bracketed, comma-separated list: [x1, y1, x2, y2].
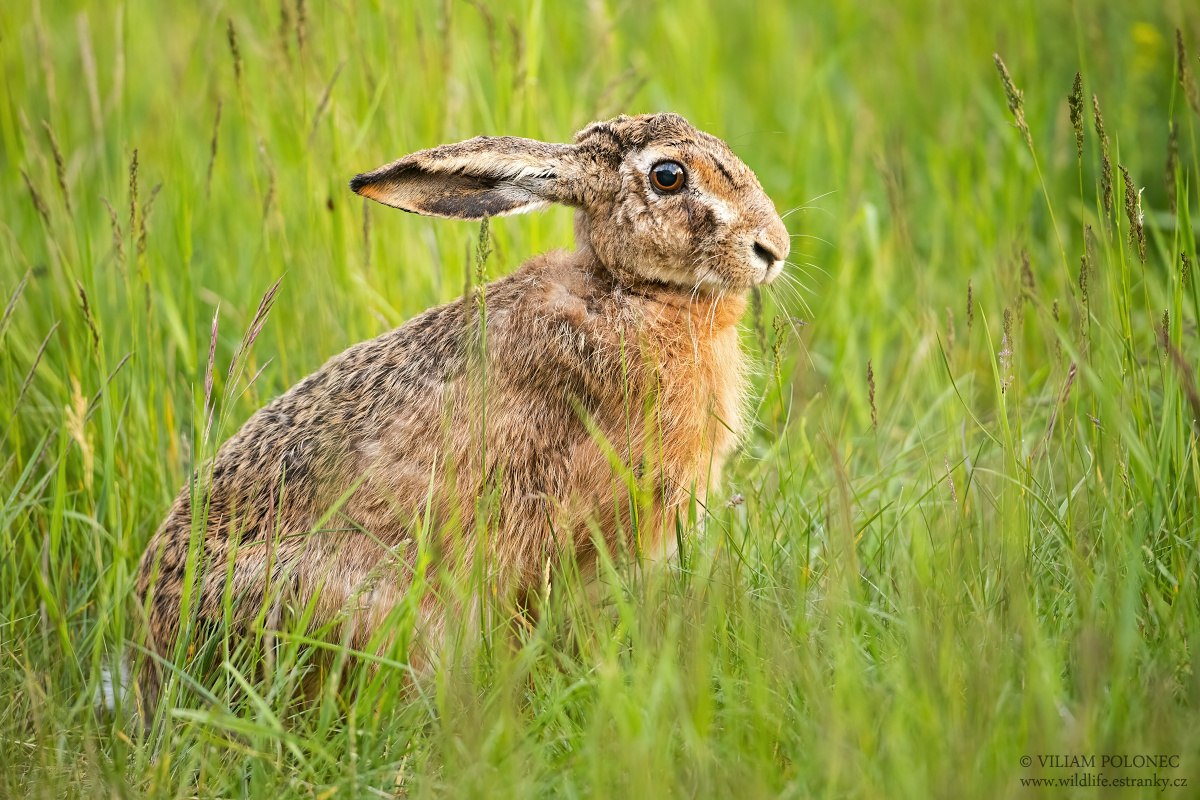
[654, 326, 747, 476]
[700, 328, 748, 457]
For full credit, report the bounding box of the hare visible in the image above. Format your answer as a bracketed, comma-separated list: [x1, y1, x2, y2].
[134, 112, 789, 710]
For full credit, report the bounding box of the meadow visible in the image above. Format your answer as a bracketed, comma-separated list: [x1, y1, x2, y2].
[3, 0, 1200, 796]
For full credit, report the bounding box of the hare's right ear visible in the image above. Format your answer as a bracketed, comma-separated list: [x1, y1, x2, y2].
[350, 136, 584, 219]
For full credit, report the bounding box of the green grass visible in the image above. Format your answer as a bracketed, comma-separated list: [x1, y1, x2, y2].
[3, 0, 1200, 796]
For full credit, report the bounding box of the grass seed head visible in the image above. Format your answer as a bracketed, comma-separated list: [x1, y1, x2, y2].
[993, 53, 1033, 150]
[20, 170, 50, 225]
[1165, 121, 1178, 214]
[206, 99, 223, 197]
[1078, 254, 1089, 306]
[867, 360, 877, 430]
[466, 0, 500, 67]
[1069, 72, 1084, 158]
[1093, 94, 1113, 216]
[1177, 28, 1200, 116]
[1020, 248, 1034, 299]
[1000, 307, 1014, 394]
[476, 217, 492, 286]
[102, 197, 125, 267]
[1078, 229, 1092, 341]
[229, 278, 282, 381]
[76, 281, 100, 350]
[1037, 362, 1078, 456]
[14, 322, 59, 412]
[296, 0, 308, 55]
[750, 286, 766, 355]
[227, 18, 243, 85]
[255, 137, 276, 221]
[966, 279, 974, 332]
[41, 120, 71, 214]
[0, 270, 29, 341]
[279, 0, 293, 57]
[1052, 299, 1062, 360]
[225, 18, 242, 84]
[1092, 93, 1107, 146]
[128, 149, 139, 237]
[138, 184, 161, 257]
[204, 307, 219, 441]
[1119, 165, 1146, 262]
[770, 315, 790, 384]
[64, 376, 94, 491]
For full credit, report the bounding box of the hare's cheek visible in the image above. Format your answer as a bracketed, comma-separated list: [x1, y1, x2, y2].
[645, 198, 699, 259]
[683, 197, 721, 241]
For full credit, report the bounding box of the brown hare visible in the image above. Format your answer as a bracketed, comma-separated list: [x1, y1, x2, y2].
[134, 112, 789, 712]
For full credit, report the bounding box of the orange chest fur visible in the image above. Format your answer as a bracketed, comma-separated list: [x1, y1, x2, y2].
[636, 300, 748, 482]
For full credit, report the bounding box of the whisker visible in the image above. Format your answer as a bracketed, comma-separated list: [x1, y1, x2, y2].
[707, 285, 725, 338]
[788, 233, 833, 247]
[686, 276, 704, 364]
[771, 272, 816, 319]
[785, 259, 831, 280]
[780, 276, 816, 305]
[771, 275, 807, 310]
[768, 291, 816, 328]
[780, 190, 837, 220]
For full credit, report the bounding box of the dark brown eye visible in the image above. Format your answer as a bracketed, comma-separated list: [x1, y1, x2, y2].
[650, 161, 686, 193]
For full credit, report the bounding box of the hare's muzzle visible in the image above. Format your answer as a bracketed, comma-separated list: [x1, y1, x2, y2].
[749, 225, 789, 284]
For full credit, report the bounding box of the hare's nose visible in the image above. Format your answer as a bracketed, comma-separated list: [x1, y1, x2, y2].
[753, 239, 784, 267]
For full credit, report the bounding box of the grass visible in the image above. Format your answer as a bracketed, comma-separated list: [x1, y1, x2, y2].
[3, 0, 1200, 796]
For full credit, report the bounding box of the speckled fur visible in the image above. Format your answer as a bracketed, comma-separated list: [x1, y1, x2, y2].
[136, 113, 789, 709]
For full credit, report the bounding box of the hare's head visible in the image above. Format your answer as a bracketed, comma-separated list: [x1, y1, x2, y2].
[351, 112, 789, 291]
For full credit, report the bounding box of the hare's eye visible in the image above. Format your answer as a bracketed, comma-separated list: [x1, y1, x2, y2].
[649, 161, 686, 193]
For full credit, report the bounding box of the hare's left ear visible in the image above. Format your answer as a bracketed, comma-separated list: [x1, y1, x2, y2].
[350, 136, 583, 219]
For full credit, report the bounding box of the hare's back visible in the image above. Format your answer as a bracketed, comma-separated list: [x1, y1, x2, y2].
[157, 300, 471, 546]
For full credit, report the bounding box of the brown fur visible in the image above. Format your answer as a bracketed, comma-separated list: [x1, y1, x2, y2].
[136, 113, 789, 709]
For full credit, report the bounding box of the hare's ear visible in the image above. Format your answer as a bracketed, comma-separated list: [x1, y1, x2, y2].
[350, 136, 582, 219]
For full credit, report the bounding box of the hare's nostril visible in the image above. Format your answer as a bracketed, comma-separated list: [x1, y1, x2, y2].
[753, 241, 781, 266]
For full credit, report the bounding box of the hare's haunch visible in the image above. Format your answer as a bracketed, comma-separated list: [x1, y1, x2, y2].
[136, 112, 790, 708]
